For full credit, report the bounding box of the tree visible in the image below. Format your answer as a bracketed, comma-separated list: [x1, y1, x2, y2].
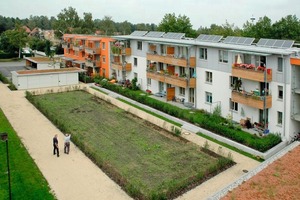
[157, 13, 197, 37]
[53, 7, 81, 38]
[95, 16, 116, 35]
[272, 15, 300, 42]
[243, 16, 272, 39]
[117, 20, 132, 35]
[81, 12, 94, 34]
[5, 24, 28, 58]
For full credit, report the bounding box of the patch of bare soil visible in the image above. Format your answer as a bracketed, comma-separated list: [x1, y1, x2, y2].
[222, 144, 300, 200]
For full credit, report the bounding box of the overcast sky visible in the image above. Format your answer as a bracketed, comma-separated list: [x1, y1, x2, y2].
[0, 0, 299, 29]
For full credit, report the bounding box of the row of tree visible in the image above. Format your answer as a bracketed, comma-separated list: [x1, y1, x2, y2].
[1, 7, 300, 42]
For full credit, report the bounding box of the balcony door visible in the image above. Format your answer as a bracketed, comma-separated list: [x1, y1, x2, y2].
[189, 88, 195, 103]
[159, 81, 164, 92]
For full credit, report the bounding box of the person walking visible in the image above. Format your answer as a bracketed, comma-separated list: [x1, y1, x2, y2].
[53, 134, 59, 157]
[64, 133, 71, 154]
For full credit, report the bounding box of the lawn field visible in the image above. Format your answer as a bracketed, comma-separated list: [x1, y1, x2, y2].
[0, 109, 55, 200]
[29, 90, 234, 199]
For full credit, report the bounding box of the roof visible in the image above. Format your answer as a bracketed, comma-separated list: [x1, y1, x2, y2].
[13, 67, 85, 76]
[25, 57, 58, 63]
[113, 32, 299, 56]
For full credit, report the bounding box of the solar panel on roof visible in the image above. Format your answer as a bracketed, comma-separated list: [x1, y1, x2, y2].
[196, 34, 223, 42]
[223, 36, 254, 45]
[130, 31, 148, 36]
[256, 38, 294, 48]
[145, 31, 165, 38]
[163, 32, 185, 39]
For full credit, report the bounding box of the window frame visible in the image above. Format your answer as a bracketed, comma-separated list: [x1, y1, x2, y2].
[134, 57, 137, 66]
[205, 91, 212, 104]
[206, 71, 213, 83]
[230, 98, 238, 111]
[277, 111, 283, 125]
[199, 48, 208, 60]
[277, 57, 283, 72]
[278, 85, 283, 100]
[219, 50, 228, 63]
[137, 41, 142, 50]
[179, 87, 185, 96]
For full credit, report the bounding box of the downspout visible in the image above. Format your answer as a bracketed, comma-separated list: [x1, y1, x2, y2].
[282, 54, 287, 141]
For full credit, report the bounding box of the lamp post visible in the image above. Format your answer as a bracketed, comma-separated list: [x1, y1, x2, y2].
[1, 132, 11, 200]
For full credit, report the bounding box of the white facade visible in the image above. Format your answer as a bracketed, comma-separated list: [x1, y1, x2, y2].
[112, 32, 300, 142]
[12, 68, 84, 90]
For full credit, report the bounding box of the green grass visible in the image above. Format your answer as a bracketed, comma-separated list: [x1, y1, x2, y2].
[197, 132, 264, 162]
[29, 90, 234, 199]
[0, 109, 55, 200]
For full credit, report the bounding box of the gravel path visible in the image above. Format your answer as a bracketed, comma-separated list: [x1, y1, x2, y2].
[0, 83, 260, 200]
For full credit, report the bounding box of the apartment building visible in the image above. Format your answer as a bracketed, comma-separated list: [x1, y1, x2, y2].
[62, 34, 113, 78]
[112, 31, 300, 142]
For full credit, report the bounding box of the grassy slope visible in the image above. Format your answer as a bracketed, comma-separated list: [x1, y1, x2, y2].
[0, 109, 55, 200]
[31, 90, 233, 199]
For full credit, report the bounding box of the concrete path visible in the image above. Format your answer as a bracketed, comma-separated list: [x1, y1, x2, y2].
[0, 83, 260, 200]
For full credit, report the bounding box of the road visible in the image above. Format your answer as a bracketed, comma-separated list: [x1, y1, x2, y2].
[0, 60, 26, 80]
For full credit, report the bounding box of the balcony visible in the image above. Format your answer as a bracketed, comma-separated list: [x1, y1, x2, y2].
[231, 90, 272, 109]
[73, 45, 84, 51]
[111, 62, 132, 71]
[147, 53, 195, 67]
[85, 47, 101, 54]
[147, 71, 196, 88]
[85, 59, 101, 68]
[232, 64, 272, 82]
[122, 48, 131, 56]
[62, 42, 69, 49]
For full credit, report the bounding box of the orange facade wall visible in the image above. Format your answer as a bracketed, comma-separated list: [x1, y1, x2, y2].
[290, 58, 300, 66]
[63, 34, 115, 78]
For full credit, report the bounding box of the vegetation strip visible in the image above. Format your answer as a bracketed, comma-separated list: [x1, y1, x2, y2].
[27, 90, 234, 199]
[0, 109, 55, 200]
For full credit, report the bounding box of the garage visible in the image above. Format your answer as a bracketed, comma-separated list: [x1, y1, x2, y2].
[12, 67, 86, 90]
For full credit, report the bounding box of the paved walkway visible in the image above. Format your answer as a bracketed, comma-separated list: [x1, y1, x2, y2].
[0, 83, 260, 200]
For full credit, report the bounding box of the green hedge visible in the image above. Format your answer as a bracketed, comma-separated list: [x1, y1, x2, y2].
[101, 82, 281, 152]
[0, 52, 18, 59]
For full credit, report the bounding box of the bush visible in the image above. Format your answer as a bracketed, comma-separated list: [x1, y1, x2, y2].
[100, 82, 281, 152]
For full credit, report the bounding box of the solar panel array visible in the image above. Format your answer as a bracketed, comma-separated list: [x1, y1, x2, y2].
[163, 32, 185, 39]
[196, 34, 223, 43]
[145, 31, 165, 38]
[223, 36, 255, 45]
[256, 39, 294, 49]
[130, 31, 148, 36]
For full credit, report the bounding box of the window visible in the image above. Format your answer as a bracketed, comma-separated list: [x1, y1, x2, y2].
[219, 50, 228, 63]
[206, 71, 213, 83]
[230, 76, 238, 88]
[278, 57, 283, 72]
[278, 86, 283, 100]
[179, 67, 185, 76]
[206, 92, 212, 103]
[102, 42, 106, 50]
[137, 41, 142, 50]
[134, 57, 137, 66]
[147, 78, 151, 86]
[230, 98, 238, 111]
[134, 72, 138, 79]
[102, 55, 106, 63]
[277, 111, 283, 125]
[199, 48, 207, 60]
[179, 87, 185, 96]
[95, 41, 100, 48]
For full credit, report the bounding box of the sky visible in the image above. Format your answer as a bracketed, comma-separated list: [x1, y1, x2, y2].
[0, 0, 299, 29]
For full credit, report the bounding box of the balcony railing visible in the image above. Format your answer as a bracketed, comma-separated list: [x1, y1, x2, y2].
[232, 64, 272, 82]
[73, 45, 84, 51]
[231, 90, 272, 109]
[122, 48, 131, 56]
[85, 59, 101, 68]
[85, 47, 101, 54]
[147, 71, 196, 88]
[147, 53, 195, 67]
[111, 62, 132, 71]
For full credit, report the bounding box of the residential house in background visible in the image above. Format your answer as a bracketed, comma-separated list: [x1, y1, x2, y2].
[112, 31, 300, 142]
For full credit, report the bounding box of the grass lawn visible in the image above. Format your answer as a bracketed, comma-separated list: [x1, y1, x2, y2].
[29, 90, 234, 199]
[0, 109, 55, 200]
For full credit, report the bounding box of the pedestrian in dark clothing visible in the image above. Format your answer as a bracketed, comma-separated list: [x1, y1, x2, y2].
[53, 134, 59, 157]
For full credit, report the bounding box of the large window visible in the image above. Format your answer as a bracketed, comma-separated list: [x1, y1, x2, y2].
[278, 57, 283, 72]
[277, 111, 283, 125]
[179, 87, 185, 96]
[199, 48, 207, 60]
[278, 85, 283, 100]
[134, 57, 137, 66]
[206, 71, 213, 83]
[137, 41, 142, 50]
[230, 76, 239, 88]
[205, 92, 212, 103]
[219, 50, 228, 63]
[179, 66, 185, 76]
[147, 78, 151, 86]
[230, 98, 238, 111]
